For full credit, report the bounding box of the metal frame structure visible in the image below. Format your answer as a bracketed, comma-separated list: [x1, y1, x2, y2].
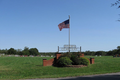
[58, 45, 81, 53]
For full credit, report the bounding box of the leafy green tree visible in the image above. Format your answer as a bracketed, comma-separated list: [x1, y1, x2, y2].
[117, 46, 120, 50]
[22, 47, 30, 56]
[8, 48, 16, 55]
[0, 49, 8, 54]
[113, 49, 118, 55]
[18, 51, 23, 55]
[22, 50, 29, 55]
[116, 46, 120, 55]
[91, 51, 96, 56]
[107, 49, 117, 56]
[112, 0, 120, 21]
[107, 50, 112, 56]
[84, 50, 91, 55]
[29, 48, 39, 56]
[112, 0, 120, 8]
[95, 51, 107, 56]
[18, 47, 30, 55]
[16, 49, 22, 55]
[24, 47, 29, 51]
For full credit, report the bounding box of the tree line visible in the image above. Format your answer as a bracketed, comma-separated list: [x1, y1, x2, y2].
[0, 46, 120, 56]
[83, 46, 120, 56]
[0, 47, 39, 56]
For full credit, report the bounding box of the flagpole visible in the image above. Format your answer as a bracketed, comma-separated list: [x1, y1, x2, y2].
[69, 15, 70, 53]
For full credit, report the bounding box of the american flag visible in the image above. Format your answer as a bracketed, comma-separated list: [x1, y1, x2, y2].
[58, 19, 69, 31]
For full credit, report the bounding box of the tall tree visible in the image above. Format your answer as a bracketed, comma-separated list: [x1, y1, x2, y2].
[112, 0, 120, 8]
[8, 48, 16, 55]
[29, 48, 39, 56]
[117, 46, 120, 50]
[112, 0, 120, 21]
[22, 47, 30, 55]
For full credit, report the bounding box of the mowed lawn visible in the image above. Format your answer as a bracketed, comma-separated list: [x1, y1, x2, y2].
[0, 56, 120, 79]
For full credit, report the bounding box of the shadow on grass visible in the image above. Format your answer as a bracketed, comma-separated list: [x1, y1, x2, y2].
[58, 74, 120, 80]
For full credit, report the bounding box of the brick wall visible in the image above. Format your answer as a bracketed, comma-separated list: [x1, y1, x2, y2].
[90, 58, 94, 64]
[79, 53, 84, 57]
[56, 53, 62, 59]
[43, 53, 94, 66]
[43, 58, 55, 66]
[43, 53, 62, 66]
[79, 53, 94, 64]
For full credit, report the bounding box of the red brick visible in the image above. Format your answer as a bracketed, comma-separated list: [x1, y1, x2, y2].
[56, 53, 61, 59]
[43, 59, 47, 66]
[43, 53, 95, 66]
[79, 53, 84, 57]
[90, 58, 94, 64]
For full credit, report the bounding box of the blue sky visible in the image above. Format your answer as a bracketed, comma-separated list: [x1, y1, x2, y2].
[0, 0, 120, 52]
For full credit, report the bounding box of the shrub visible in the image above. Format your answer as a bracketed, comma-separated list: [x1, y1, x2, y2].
[60, 53, 71, 58]
[57, 57, 72, 67]
[78, 57, 89, 66]
[71, 52, 81, 58]
[70, 55, 80, 65]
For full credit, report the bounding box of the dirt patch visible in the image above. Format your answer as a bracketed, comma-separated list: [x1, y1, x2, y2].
[65, 65, 87, 68]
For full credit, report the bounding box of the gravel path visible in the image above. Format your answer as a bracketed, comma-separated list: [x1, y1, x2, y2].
[20, 72, 120, 80]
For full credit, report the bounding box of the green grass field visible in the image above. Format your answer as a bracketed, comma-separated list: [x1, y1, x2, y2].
[0, 56, 120, 79]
